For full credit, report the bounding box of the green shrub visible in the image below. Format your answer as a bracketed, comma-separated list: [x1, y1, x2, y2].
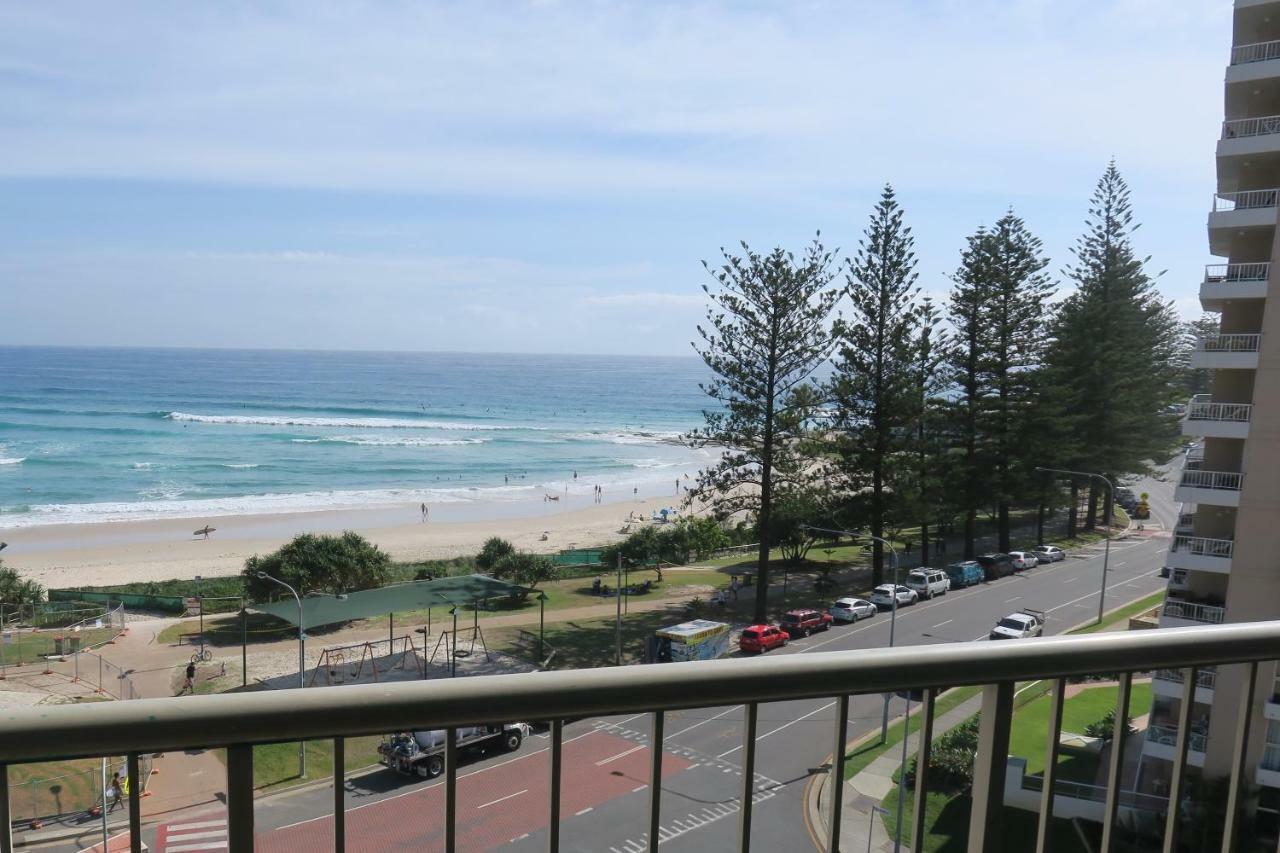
[1084, 709, 1135, 741]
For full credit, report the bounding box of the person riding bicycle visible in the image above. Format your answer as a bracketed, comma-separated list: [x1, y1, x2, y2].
[181, 660, 196, 695]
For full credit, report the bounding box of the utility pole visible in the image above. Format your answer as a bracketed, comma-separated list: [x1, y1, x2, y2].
[1036, 467, 1116, 623]
[615, 553, 623, 666]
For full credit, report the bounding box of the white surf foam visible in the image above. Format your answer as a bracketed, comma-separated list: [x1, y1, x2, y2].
[291, 435, 486, 447]
[0, 457, 25, 466]
[166, 412, 534, 431]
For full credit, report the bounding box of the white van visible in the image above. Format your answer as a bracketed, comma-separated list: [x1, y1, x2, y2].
[904, 568, 950, 599]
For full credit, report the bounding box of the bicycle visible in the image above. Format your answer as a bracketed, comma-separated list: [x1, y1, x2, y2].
[191, 648, 212, 664]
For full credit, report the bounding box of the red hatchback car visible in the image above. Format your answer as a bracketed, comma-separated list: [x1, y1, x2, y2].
[739, 624, 788, 654]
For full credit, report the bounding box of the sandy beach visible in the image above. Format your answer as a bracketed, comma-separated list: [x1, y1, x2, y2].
[1, 488, 698, 589]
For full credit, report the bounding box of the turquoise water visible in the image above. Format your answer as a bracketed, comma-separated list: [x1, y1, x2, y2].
[0, 347, 711, 527]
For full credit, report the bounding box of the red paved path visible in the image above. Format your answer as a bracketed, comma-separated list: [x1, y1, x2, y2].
[258, 730, 690, 852]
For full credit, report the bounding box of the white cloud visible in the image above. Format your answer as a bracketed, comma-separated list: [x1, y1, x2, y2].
[0, 1, 1227, 200]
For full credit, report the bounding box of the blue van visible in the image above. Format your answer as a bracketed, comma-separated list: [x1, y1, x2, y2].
[944, 560, 985, 589]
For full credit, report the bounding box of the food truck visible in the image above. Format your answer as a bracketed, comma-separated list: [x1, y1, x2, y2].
[647, 619, 731, 663]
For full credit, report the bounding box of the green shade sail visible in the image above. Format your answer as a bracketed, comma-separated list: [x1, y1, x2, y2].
[249, 575, 534, 628]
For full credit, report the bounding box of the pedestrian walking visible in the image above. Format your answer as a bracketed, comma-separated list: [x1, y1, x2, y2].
[108, 772, 123, 813]
[730, 577, 740, 600]
[181, 660, 196, 695]
[420, 502, 427, 522]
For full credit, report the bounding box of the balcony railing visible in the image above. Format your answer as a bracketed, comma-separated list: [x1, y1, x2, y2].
[1186, 397, 1253, 423]
[1204, 262, 1271, 284]
[1147, 724, 1208, 754]
[1232, 39, 1280, 65]
[0, 624, 1278, 853]
[1224, 114, 1280, 138]
[1213, 188, 1280, 211]
[1155, 667, 1218, 690]
[1175, 512, 1196, 531]
[1178, 469, 1245, 491]
[1265, 744, 1280, 773]
[1195, 333, 1261, 353]
[1163, 597, 1227, 623]
[1020, 774, 1167, 813]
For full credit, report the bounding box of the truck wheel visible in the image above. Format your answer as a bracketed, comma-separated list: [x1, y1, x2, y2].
[504, 730, 523, 752]
[426, 755, 444, 778]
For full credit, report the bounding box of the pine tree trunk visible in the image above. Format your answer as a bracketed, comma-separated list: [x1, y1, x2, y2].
[998, 502, 1010, 553]
[1037, 502, 1046, 546]
[1084, 486, 1098, 532]
[964, 510, 976, 559]
[871, 465, 884, 588]
[1103, 485, 1115, 534]
[1067, 481, 1079, 538]
[920, 522, 931, 565]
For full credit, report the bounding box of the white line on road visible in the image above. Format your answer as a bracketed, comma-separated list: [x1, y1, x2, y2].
[666, 706, 739, 738]
[596, 744, 646, 766]
[932, 619, 953, 629]
[716, 700, 836, 758]
[1063, 577, 1079, 584]
[1005, 596, 1022, 603]
[168, 820, 227, 832]
[576, 806, 594, 816]
[166, 844, 228, 853]
[477, 789, 528, 809]
[632, 784, 648, 792]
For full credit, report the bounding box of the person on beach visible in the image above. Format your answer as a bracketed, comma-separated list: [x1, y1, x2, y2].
[181, 661, 196, 695]
[420, 502, 426, 522]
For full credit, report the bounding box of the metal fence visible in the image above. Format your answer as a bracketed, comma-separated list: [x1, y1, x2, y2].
[1154, 667, 1217, 690]
[2, 621, 1280, 853]
[1213, 188, 1280, 211]
[1186, 399, 1253, 423]
[1204, 262, 1270, 283]
[1146, 724, 1207, 754]
[1178, 469, 1244, 491]
[1162, 598, 1227, 624]
[1231, 38, 1280, 65]
[1222, 114, 1280, 138]
[1170, 535, 1234, 559]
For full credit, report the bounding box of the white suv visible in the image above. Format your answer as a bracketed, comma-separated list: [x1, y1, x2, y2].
[904, 568, 950, 599]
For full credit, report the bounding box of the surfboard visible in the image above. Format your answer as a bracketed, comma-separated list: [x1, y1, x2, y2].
[194, 526, 215, 536]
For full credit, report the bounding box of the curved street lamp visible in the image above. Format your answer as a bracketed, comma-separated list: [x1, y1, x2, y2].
[255, 571, 306, 776]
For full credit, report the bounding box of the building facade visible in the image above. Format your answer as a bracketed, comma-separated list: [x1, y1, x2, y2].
[1140, 0, 1280, 824]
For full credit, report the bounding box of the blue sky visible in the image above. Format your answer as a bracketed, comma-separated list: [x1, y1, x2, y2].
[0, 1, 1229, 355]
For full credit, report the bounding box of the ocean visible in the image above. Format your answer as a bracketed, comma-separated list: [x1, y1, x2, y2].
[0, 347, 712, 528]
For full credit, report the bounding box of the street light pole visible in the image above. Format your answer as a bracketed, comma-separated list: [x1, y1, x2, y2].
[799, 526, 900, 741]
[255, 572, 306, 777]
[1036, 467, 1116, 624]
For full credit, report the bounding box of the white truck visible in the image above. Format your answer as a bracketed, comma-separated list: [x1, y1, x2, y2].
[379, 724, 528, 778]
[989, 608, 1046, 641]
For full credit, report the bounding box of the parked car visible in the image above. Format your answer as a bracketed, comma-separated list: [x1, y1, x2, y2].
[829, 598, 877, 623]
[1007, 551, 1038, 571]
[904, 568, 950, 599]
[977, 553, 1015, 580]
[780, 608, 833, 637]
[944, 561, 985, 589]
[738, 624, 788, 653]
[989, 608, 1046, 640]
[870, 584, 918, 609]
[1033, 545, 1066, 563]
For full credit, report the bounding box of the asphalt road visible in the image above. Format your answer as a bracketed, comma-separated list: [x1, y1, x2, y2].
[62, 466, 1179, 853]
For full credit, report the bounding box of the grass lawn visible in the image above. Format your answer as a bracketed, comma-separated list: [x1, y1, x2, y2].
[8, 757, 122, 819]
[0, 627, 119, 662]
[1069, 591, 1164, 635]
[1007, 682, 1152, 781]
[877, 789, 1093, 853]
[842, 686, 984, 780]
[244, 736, 385, 791]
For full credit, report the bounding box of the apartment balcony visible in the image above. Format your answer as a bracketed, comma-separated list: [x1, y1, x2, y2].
[1260, 744, 1280, 790]
[1153, 667, 1216, 705]
[1228, 39, 1280, 84]
[1220, 116, 1280, 192]
[1201, 263, 1270, 309]
[1174, 511, 1196, 534]
[1161, 597, 1227, 627]
[1174, 469, 1244, 508]
[1190, 333, 1261, 369]
[1168, 536, 1235, 575]
[1209, 190, 1279, 256]
[0, 623, 1277, 853]
[1144, 723, 1207, 768]
[1183, 394, 1253, 439]
[1167, 567, 1191, 592]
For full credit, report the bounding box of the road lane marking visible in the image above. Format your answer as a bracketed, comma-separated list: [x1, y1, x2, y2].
[576, 807, 594, 816]
[596, 744, 646, 766]
[667, 706, 738, 738]
[632, 784, 647, 792]
[716, 700, 837, 758]
[168, 821, 226, 832]
[932, 619, 953, 628]
[477, 789, 527, 809]
[1063, 577, 1079, 584]
[1005, 596, 1022, 603]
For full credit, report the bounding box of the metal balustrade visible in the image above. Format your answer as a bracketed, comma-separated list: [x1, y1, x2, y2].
[1186, 399, 1254, 423]
[1175, 512, 1195, 531]
[1204, 262, 1270, 284]
[1154, 667, 1217, 690]
[1147, 724, 1208, 754]
[1195, 333, 1261, 353]
[1163, 597, 1228, 623]
[1021, 774, 1167, 813]
[1223, 114, 1280, 138]
[1178, 469, 1245, 491]
[0, 623, 1278, 853]
[1265, 744, 1280, 773]
[1213, 188, 1280, 211]
[1232, 39, 1280, 65]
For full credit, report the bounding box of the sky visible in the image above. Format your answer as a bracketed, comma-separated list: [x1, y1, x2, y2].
[0, 1, 1232, 356]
